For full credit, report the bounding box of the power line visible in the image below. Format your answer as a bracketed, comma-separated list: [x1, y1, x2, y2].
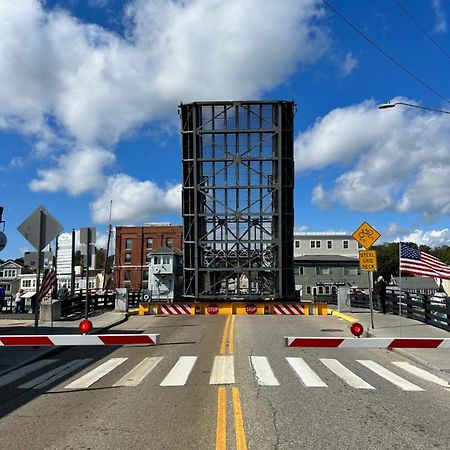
[322, 0, 450, 105]
[393, 0, 450, 62]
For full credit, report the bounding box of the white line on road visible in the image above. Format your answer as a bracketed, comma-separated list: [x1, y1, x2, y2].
[320, 358, 375, 390]
[249, 356, 279, 386]
[65, 357, 128, 389]
[392, 361, 450, 388]
[19, 359, 92, 389]
[0, 359, 58, 387]
[286, 357, 327, 387]
[160, 356, 197, 387]
[114, 357, 163, 387]
[357, 360, 424, 391]
[210, 355, 235, 385]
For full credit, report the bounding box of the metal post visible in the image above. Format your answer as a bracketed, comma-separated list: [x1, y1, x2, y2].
[71, 228, 76, 295]
[52, 235, 59, 329]
[368, 271, 374, 329]
[34, 210, 47, 331]
[85, 228, 91, 320]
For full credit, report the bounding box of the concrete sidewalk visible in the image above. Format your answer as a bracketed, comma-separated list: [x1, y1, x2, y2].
[0, 311, 128, 376]
[331, 307, 450, 381]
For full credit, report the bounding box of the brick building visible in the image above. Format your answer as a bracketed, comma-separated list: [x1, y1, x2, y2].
[114, 224, 183, 291]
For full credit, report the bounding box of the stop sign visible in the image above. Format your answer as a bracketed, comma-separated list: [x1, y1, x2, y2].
[245, 304, 257, 314]
[207, 304, 219, 315]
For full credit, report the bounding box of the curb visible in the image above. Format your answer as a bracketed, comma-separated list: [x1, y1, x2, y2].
[328, 309, 358, 323]
[0, 313, 128, 378]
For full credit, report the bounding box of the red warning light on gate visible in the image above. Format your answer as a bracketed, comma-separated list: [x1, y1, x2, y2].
[207, 304, 219, 315]
[245, 304, 257, 314]
[79, 319, 93, 334]
[350, 322, 364, 338]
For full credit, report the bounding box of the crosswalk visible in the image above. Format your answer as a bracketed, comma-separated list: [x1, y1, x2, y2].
[1, 355, 449, 393]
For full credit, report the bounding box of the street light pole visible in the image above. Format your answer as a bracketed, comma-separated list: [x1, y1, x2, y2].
[378, 102, 450, 114]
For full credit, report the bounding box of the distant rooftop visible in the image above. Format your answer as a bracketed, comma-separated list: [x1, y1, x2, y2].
[294, 232, 352, 237]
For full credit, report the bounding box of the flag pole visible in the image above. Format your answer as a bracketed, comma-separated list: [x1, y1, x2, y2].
[398, 242, 402, 336]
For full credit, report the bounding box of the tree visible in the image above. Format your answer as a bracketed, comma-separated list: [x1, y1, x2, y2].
[95, 247, 114, 273]
[373, 242, 398, 281]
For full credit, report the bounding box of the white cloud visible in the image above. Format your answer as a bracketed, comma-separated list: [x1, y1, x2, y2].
[340, 52, 358, 76]
[297, 98, 450, 219]
[432, 0, 447, 33]
[397, 228, 450, 247]
[0, 0, 328, 197]
[90, 174, 181, 223]
[29, 146, 115, 195]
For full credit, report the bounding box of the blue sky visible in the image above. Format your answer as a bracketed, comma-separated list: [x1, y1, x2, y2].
[1, 0, 449, 260]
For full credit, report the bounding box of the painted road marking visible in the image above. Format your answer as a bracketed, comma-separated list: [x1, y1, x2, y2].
[216, 387, 227, 450]
[232, 387, 248, 450]
[210, 355, 235, 385]
[320, 358, 375, 390]
[228, 315, 236, 354]
[358, 360, 424, 391]
[392, 361, 450, 388]
[0, 359, 58, 387]
[220, 315, 232, 355]
[286, 357, 327, 387]
[19, 359, 92, 390]
[249, 356, 279, 386]
[160, 356, 198, 387]
[65, 357, 128, 389]
[114, 357, 163, 387]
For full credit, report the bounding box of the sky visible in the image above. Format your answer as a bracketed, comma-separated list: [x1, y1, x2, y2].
[1, 0, 450, 260]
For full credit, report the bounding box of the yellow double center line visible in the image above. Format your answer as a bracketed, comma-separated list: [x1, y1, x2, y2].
[216, 315, 247, 450]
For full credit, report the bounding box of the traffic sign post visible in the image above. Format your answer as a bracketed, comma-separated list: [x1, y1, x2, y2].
[18, 206, 63, 331]
[353, 222, 381, 331]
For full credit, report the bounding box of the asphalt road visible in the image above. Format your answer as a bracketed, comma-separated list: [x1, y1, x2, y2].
[0, 314, 449, 450]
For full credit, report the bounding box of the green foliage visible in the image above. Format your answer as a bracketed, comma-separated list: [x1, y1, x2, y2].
[95, 247, 114, 273]
[373, 242, 399, 280]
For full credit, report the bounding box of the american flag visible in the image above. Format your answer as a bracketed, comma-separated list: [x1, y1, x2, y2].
[400, 243, 450, 279]
[39, 267, 57, 300]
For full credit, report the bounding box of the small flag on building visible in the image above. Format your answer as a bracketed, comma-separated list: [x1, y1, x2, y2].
[40, 267, 57, 300]
[400, 243, 450, 279]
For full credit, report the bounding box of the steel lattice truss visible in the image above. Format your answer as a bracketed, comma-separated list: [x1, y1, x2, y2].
[180, 101, 295, 301]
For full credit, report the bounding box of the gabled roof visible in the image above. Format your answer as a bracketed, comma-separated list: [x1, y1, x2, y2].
[0, 259, 23, 269]
[294, 255, 359, 263]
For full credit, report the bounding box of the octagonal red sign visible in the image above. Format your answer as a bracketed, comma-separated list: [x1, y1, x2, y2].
[245, 304, 257, 314]
[207, 304, 219, 315]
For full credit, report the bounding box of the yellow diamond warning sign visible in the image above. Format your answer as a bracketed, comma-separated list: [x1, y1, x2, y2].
[359, 250, 378, 272]
[352, 222, 381, 249]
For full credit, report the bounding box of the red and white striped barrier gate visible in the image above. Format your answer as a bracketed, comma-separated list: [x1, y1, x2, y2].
[160, 304, 192, 315]
[274, 304, 305, 315]
[0, 334, 160, 347]
[284, 337, 450, 348]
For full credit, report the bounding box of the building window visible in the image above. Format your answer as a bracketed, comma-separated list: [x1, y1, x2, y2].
[125, 252, 132, 263]
[124, 270, 131, 281]
[343, 240, 349, 249]
[146, 238, 153, 249]
[23, 280, 32, 288]
[327, 240, 333, 249]
[306, 286, 311, 295]
[318, 286, 324, 295]
[125, 238, 132, 250]
[299, 266, 304, 275]
[316, 267, 332, 275]
[357, 242, 363, 249]
[295, 240, 300, 249]
[162, 256, 171, 265]
[146, 252, 152, 263]
[344, 266, 360, 276]
[143, 269, 149, 280]
[166, 238, 173, 248]
[310, 240, 321, 249]
[153, 256, 160, 265]
[325, 286, 330, 294]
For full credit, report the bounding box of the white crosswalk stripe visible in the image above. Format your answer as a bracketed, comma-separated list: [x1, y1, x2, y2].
[210, 355, 235, 385]
[391, 361, 450, 388]
[320, 358, 375, 390]
[65, 358, 128, 389]
[20, 359, 92, 390]
[286, 357, 327, 387]
[114, 357, 163, 387]
[160, 357, 198, 387]
[0, 359, 58, 387]
[250, 356, 279, 386]
[358, 360, 424, 391]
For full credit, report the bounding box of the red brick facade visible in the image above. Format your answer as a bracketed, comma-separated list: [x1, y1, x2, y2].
[114, 225, 183, 291]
